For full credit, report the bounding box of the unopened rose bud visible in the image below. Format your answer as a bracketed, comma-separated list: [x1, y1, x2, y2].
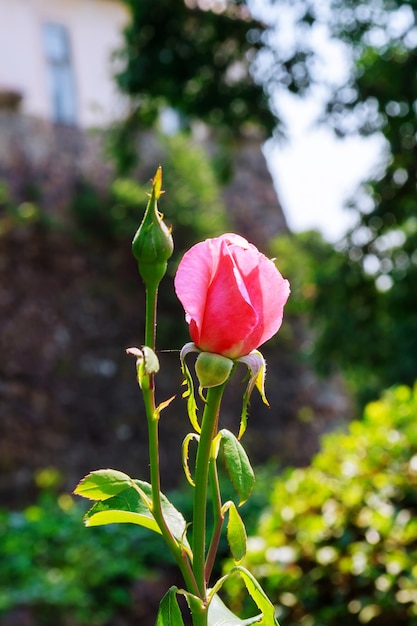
[174, 233, 290, 359]
[132, 166, 174, 288]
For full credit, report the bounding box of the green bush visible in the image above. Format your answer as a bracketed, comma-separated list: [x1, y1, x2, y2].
[0, 178, 53, 236]
[0, 484, 175, 625]
[227, 383, 417, 625]
[71, 133, 228, 250]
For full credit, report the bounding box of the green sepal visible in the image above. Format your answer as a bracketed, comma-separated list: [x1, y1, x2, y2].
[195, 352, 234, 391]
[220, 429, 255, 505]
[155, 586, 186, 626]
[209, 566, 280, 626]
[155, 395, 176, 420]
[180, 342, 201, 432]
[182, 432, 200, 486]
[236, 350, 268, 439]
[224, 501, 247, 563]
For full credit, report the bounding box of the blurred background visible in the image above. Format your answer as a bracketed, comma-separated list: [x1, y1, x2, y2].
[1, 0, 417, 624]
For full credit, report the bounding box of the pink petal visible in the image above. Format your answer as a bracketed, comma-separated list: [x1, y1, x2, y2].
[175, 234, 290, 359]
[227, 241, 290, 347]
[196, 240, 258, 356]
[174, 239, 219, 340]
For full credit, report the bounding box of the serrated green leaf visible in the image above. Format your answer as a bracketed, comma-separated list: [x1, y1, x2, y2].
[155, 586, 186, 626]
[234, 566, 279, 626]
[220, 430, 255, 505]
[73, 469, 132, 501]
[208, 594, 262, 625]
[209, 567, 280, 626]
[226, 501, 247, 563]
[85, 502, 160, 532]
[83, 480, 191, 552]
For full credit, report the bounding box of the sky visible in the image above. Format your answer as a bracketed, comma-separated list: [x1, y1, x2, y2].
[248, 0, 387, 243]
[264, 97, 385, 242]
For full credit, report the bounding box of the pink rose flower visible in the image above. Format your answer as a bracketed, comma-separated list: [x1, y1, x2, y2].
[174, 233, 290, 359]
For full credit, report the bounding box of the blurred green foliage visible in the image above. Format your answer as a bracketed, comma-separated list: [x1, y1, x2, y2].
[227, 383, 417, 626]
[0, 135, 227, 257]
[71, 133, 228, 254]
[111, 0, 319, 172]
[292, 0, 417, 403]
[157, 134, 229, 253]
[115, 0, 275, 135]
[0, 179, 53, 236]
[0, 490, 157, 624]
[269, 230, 334, 318]
[270, 224, 417, 405]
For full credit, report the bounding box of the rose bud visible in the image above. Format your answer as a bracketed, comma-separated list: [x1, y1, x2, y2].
[174, 233, 290, 359]
[132, 166, 174, 288]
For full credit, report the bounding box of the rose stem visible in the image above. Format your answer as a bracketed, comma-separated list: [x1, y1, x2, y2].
[192, 383, 227, 602]
[205, 455, 224, 583]
[142, 282, 199, 596]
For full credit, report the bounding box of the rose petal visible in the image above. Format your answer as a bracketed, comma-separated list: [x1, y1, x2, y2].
[174, 239, 219, 339]
[196, 239, 258, 357]
[226, 241, 290, 350]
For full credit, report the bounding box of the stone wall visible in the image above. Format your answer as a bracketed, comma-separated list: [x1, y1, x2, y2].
[0, 113, 351, 505]
[0, 111, 288, 242]
[0, 113, 81, 213]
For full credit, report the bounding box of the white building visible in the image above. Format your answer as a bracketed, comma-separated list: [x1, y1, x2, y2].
[0, 0, 129, 128]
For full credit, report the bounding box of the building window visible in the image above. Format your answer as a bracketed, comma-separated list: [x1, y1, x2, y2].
[42, 22, 77, 125]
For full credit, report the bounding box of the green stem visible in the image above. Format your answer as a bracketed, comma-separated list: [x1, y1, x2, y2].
[192, 384, 227, 601]
[190, 603, 208, 626]
[142, 283, 199, 596]
[145, 283, 158, 351]
[205, 457, 224, 583]
[143, 387, 198, 595]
